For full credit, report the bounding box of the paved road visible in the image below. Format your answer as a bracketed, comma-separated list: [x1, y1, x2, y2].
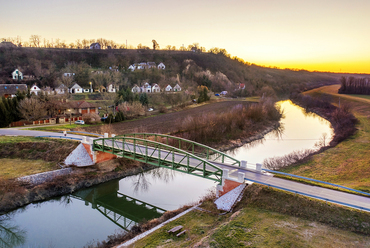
[0, 128, 85, 140]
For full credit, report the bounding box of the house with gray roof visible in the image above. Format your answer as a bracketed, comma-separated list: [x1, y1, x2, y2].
[0, 84, 27, 98]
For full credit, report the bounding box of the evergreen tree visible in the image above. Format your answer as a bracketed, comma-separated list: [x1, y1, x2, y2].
[0, 101, 10, 127]
[139, 93, 149, 106]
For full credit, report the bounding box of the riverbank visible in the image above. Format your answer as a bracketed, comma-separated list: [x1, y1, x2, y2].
[110, 184, 370, 248]
[281, 85, 370, 191]
[0, 159, 155, 214]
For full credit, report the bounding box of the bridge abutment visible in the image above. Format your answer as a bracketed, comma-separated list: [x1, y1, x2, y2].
[216, 169, 246, 197]
[83, 137, 117, 164]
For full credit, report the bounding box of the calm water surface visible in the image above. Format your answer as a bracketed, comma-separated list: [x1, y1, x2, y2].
[226, 100, 333, 165]
[1, 100, 333, 248]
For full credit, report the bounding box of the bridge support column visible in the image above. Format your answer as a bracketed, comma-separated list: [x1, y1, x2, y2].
[217, 169, 245, 197]
[256, 163, 262, 172]
[241, 160, 247, 169]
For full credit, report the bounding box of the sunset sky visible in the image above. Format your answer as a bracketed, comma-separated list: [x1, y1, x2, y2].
[1, 0, 369, 73]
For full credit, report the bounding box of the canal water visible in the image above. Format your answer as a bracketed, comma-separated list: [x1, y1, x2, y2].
[1, 100, 333, 248]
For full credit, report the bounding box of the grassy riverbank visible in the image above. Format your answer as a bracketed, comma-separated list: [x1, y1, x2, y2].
[281, 85, 370, 192]
[125, 184, 370, 248]
[0, 136, 78, 179]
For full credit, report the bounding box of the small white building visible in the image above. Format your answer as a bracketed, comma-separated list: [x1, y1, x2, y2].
[90, 43, 101, 49]
[30, 84, 42, 95]
[173, 84, 181, 92]
[12, 69, 23, 80]
[107, 84, 119, 93]
[63, 72, 75, 77]
[70, 83, 83, 93]
[55, 84, 67, 94]
[131, 85, 141, 93]
[165, 85, 173, 92]
[157, 63, 165, 70]
[137, 63, 147, 70]
[44, 86, 54, 95]
[151, 84, 160, 93]
[128, 64, 136, 71]
[141, 82, 151, 93]
[147, 62, 156, 69]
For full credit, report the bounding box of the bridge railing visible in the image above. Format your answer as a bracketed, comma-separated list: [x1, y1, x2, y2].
[93, 136, 223, 183]
[118, 133, 240, 167]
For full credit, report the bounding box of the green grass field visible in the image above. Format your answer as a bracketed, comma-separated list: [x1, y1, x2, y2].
[132, 203, 370, 248]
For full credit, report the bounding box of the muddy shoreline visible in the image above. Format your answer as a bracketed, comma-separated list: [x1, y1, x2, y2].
[0, 163, 156, 214]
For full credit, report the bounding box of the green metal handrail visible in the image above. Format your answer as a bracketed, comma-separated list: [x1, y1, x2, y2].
[117, 133, 241, 167]
[93, 136, 223, 183]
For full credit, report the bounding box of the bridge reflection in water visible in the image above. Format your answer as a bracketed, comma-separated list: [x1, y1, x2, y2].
[72, 180, 166, 231]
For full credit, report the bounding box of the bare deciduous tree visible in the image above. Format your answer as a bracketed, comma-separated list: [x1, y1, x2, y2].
[29, 35, 41, 47]
[18, 98, 47, 121]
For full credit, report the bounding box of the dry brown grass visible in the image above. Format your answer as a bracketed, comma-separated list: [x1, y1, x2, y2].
[0, 159, 56, 179]
[175, 98, 282, 145]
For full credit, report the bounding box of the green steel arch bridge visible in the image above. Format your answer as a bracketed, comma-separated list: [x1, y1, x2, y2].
[92, 133, 240, 184]
[92, 133, 370, 212]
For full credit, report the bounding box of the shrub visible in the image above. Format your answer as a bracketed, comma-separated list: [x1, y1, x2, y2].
[159, 105, 168, 113]
[82, 113, 101, 124]
[115, 111, 125, 122]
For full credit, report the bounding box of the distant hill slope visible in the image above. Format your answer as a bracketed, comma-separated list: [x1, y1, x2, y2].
[0, 47, 358, 97]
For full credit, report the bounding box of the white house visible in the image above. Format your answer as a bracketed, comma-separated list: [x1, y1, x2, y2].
[30, 84, 42, 95]
[157, 63, 166, 70]
[137, 62, 147, 70]
[43, 86, 54, 95]
[128, 64, 136, 71]
[55, 84, 67, 94]
[173, 84, 181, 92]
[165, 85, 173, 92]
[141, 82, 151, 93]
[147, 62, 156, 69]
[90, 43, 101, 49]
[63, 72, 75, 77]
[12, 69, 23, 80]
[70, 83, 83, 93]
[107, 84, 119, 93]
[131, 85, 141, 93]
[151, 84, 160, 93]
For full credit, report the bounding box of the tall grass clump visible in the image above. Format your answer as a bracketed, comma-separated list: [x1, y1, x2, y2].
[176, 98, 282, 144]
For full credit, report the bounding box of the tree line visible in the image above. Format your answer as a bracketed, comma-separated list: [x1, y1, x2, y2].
[338, 76, 370, 95]
[1, 35, 230, 56]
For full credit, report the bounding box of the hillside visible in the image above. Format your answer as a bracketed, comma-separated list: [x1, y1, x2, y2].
[0, 47, 346, 98]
